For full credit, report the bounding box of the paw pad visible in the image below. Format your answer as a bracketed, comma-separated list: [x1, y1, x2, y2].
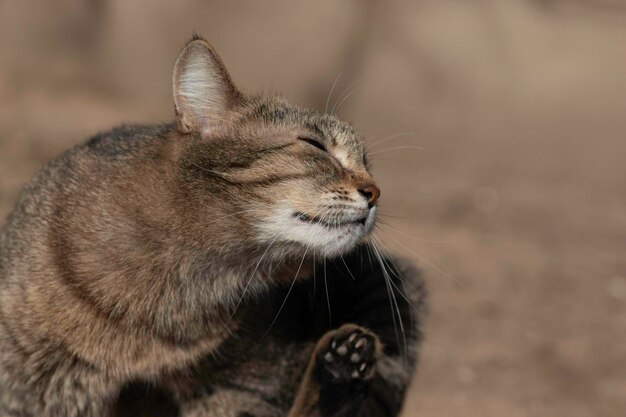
[317, 324, 380, 382]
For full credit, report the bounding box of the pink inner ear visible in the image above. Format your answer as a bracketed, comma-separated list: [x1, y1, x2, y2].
[173, 40, 239, 135]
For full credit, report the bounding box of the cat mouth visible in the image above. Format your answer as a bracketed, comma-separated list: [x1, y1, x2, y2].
[294, 212, 367, 228]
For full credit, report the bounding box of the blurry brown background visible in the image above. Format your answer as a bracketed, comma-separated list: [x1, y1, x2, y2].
[1, 1, 625, 416]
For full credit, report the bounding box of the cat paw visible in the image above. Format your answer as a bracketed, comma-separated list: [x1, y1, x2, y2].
[316, 324, 382, 383]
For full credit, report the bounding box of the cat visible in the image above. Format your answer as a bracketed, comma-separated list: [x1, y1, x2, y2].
[0, 35, 426, 417]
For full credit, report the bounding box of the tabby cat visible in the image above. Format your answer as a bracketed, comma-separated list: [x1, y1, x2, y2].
[0, 35, 426, 417]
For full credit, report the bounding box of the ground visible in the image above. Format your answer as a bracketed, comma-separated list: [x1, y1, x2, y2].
[0, 1, 624, 416]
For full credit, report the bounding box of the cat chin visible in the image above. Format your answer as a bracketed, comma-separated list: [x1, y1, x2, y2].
[256, 207, 376, 258]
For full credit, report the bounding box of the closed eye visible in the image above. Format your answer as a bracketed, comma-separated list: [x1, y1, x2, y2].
[298, 137, 327, 152]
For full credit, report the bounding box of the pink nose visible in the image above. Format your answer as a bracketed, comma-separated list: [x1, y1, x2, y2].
[358, 184, 380, 208]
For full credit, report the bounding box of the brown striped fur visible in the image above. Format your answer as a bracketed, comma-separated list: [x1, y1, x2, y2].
[0, 36, 425, 417]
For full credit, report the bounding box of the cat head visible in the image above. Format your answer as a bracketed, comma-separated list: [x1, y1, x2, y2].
[172, 36, 379, 258]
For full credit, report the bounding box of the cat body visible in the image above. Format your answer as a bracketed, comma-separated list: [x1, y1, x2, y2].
[0, 36, 425, 417]
[115, 240, 425, 417]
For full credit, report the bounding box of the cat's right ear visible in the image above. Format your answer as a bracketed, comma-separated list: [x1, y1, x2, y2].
[173, 36, 242, 136]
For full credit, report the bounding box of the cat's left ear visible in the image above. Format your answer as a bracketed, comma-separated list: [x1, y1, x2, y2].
[173, 35, 242, 136]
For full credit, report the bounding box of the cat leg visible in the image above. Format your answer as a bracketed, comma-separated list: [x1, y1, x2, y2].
[316, 248, 427, 417]
[288, 324, 382, 417]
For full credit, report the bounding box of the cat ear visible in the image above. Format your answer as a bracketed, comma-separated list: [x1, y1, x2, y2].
[173, 35, 242, 135]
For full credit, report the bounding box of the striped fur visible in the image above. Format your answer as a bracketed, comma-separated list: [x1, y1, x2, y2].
[0, 36, 426, 417]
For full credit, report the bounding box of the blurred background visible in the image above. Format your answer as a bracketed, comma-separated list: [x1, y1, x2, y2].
[1, 1, 625, 416]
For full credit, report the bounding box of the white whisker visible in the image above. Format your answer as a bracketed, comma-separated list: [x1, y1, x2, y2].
[339, 254, 357, 281]
[377, 227, 467, 289]
[324, 257, 332, 327]
[228, 231, 283, 322]
[368, 243, 400, 350]
[331, 75, 362, 114]
[263, 246, 309, 337]
[332, 84, 360, 115]
[367, 132, 417, 150]
[371, 238, 408, 362]
[368, 145, 424, 157]
[377, 221, 456, 244]
[370, 238, 422, 312]
[325, 72, 342, 114]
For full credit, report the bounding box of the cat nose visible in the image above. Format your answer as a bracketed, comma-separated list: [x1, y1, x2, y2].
[358, 184, 380, 208]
